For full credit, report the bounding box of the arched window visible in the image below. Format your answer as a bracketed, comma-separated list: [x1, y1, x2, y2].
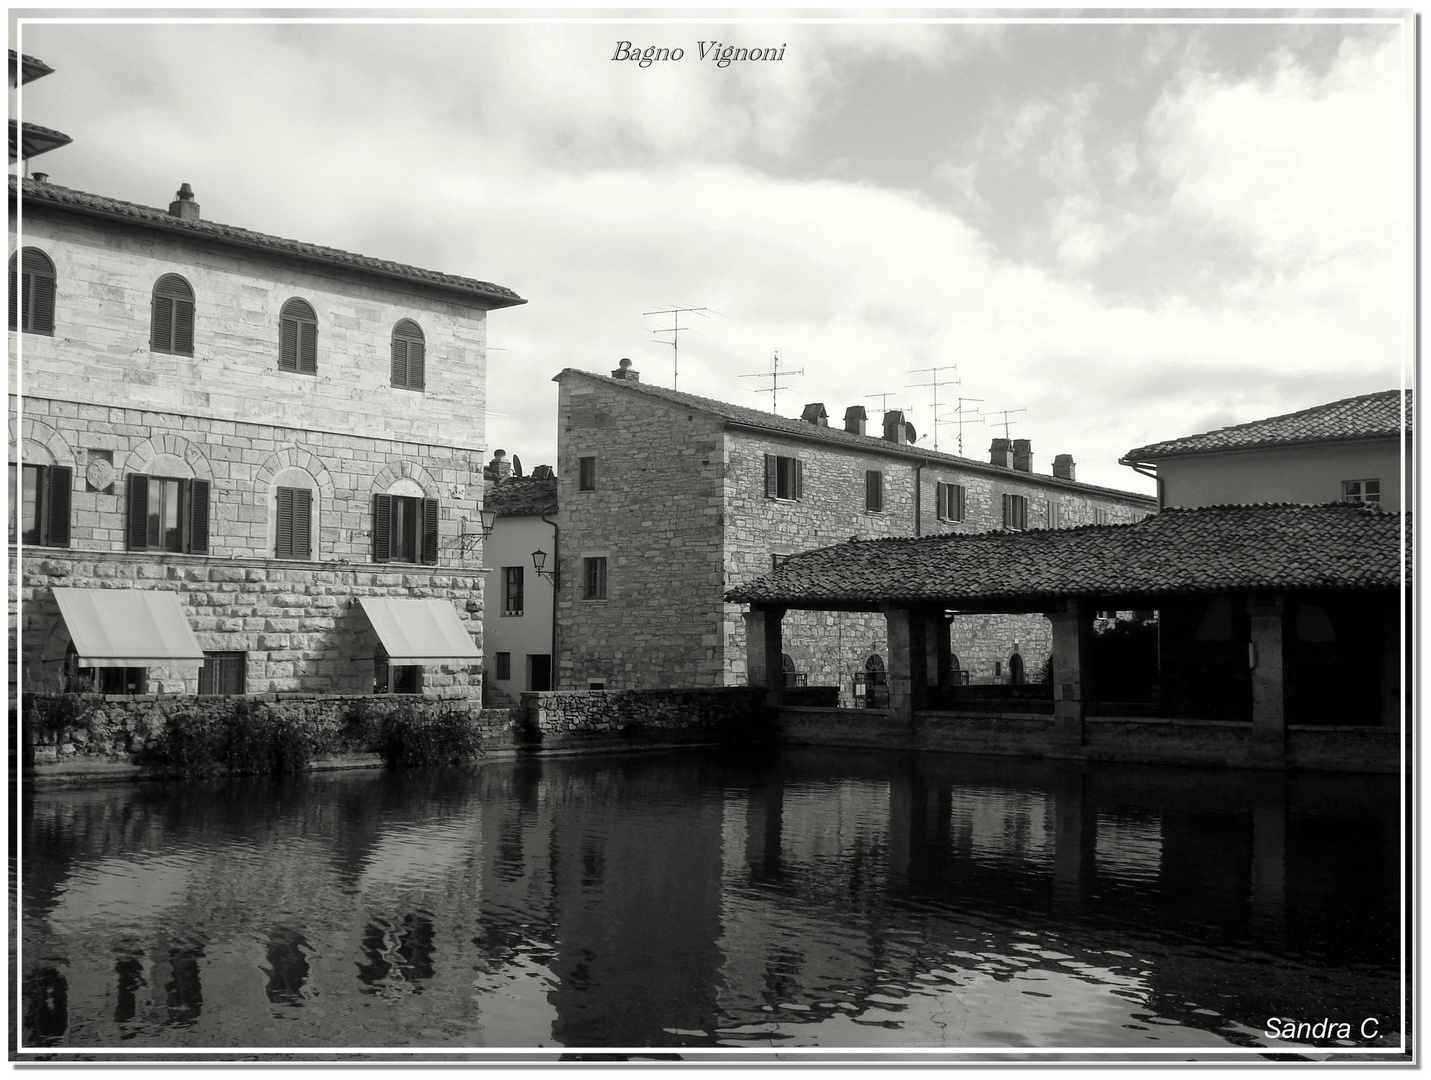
[150, 274, 195, 355]
[279, 298, 317, 374]
[1009, 652, 1025, 685]
[9, 247, 55, 335]
[390, 319, 425, 390]
[865, 654, 885, 674]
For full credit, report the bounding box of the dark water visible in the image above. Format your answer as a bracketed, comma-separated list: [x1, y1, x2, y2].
[19, 747, 1405, 1054]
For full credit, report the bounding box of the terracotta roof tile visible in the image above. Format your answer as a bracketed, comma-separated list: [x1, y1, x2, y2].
[11, 176, 525, 309]
[725, 502, 1407, 608]
[1122, 390, 1411, 461]
[483, 475, 558, 518]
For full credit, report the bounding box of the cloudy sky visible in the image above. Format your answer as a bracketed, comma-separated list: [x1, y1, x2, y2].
[13, 10, 1412, 491]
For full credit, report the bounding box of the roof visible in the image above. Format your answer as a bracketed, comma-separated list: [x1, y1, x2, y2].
[484, 475, 558, 517]
[9, 120, 72, 162]
[10, 176, 526, 309]
[1122, 390, 1411, 462]
[725, 502, 1407, 610]
[11, 51, 55, 84]
[557, 370, 1155, 505]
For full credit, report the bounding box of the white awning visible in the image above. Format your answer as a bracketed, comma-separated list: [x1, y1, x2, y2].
[52, 587, 206, 669]
[358, 598, 481, 665]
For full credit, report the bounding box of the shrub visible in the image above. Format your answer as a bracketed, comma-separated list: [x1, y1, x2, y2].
[378, 701, 483, 768]
[139, 701, 317, 778]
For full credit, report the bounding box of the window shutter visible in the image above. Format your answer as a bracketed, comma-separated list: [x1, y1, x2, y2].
[276, 487, 294, 556]
[20, 271, 32, 331]
[31, 272, 54, 334]
[390, 338, 408, 387]
[409, 341, 425, 390]
[866, 471, 881, 512]
[187, 479, 210, 554]
[7, 254, 16, 331]
[421, 498, 440, 565]
[936, 483, 947, 520]
[1001, 493, 1011, 527]
[298, 321, 317, 373]
[764, 454, 776, 498]
[151, 296, 173, 351]
[279, 318, 298, 370]
[293, 488, 312, 559]
[46, 466, 71, 547]
[794, 459, 804, 500]
[956, 485, 965, 522]
[373, 494, 392, 562]
[126, 474, 149, 550]
[173, 300, 195, 355]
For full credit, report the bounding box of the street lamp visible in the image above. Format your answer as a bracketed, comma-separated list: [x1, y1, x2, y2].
[532, 548, 558, 586]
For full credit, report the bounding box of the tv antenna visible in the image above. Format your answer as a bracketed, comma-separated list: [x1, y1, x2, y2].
[986, 406, 1027, 439]
[739, 349, 802, 413]
[906, 366, 959, 452]
[865, 391, 911, 414]
[644, 305, 709, 391]
[937, 396, 985, 455]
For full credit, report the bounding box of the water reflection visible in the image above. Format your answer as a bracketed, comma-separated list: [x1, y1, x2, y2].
[20, 748, 1402, 1053]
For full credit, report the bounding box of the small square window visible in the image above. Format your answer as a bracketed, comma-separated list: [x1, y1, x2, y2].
[1002, 493, 1028, 531]
[1343, 479, 1381, 505]
[579, 456, 597, 491]
[763, 454, 803, 500]
[495, 652, 511, 680]
[772, 553, 790, 572]
[199, 652, 246, 695]
[936, 482, 966, 523]
[1094, 508, 1109, 526]
[589, 680, 606, 691]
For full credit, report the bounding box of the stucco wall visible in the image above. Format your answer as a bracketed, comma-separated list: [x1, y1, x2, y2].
[482, 513, 556, 699]
[1157, 439, 1409, 511]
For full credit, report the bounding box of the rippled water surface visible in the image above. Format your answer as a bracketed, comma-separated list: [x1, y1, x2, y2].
[20, 747, 1404, 1054]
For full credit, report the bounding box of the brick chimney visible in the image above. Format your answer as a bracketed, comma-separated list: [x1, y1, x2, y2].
[1053, 454, 1076, 481]
[168, 182, 200, 221]
[883, 410, 907, 444]
[844, 406, 867, 436]
[1012, 438, 1032, 472]
[488, 449, 512, 484]
[801, 403, 828, 426]
[32, 172, 48, 184]
[990, 438, 1012, 467]
[610, 357, 640, 381]
[531, 464, 554, 480]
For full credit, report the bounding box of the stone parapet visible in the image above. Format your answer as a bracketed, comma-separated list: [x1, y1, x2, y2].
[520, 687, 771, 749]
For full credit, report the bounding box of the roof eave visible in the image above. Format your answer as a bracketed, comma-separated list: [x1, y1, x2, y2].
[1121, 431, 1408, 463]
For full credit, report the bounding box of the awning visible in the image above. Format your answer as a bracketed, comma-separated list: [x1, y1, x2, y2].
[358, 598, 481, 665]
[52, 587, 205, 668]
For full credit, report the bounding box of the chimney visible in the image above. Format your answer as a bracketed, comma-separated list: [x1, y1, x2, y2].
[168, 182, 200, 221]
[883, 410, 907, 444]
[31, 172, 48, 184]
[843, 406, 867, 436]
[1012, 438, 1032, 472]
[990, 438, 1013, 467]
[610, 357, 640, 382]
[532, 464, 554, 480]
[488, 449, 512, 483]
[1053, 454, 1076, 481]
[801, 403, 828, 426]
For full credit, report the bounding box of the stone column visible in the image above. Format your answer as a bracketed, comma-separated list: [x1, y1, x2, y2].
[885, 605, 929, 723]
[1246, 596, 1289, 759]
[743, 605, 786, 707]
[1047, 599, 1094, 746]
[927, 612, 954, 702]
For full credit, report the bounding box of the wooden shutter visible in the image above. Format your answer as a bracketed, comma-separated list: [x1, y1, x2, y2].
[764, 454, 777, 498]
[421, 498, 440, 564]
[390, 337, 408, 387]
[187, 479, 210, 554]
[956, 485, 965, 522]
[292, 488, 312, 558]
[794, 459, 804, 500]
[126, 474, 150, 550]
[373, 494, 392, 562]
[173, 300, 195, 354]
[7, 253, 15, 331]
[279, 317, 298, 370]
[276, 487, 295, 556]
[866, 471, 881, 512]
[30, 272, 54, 334]
[298, 321, 317, 373]
[936, 483, 948, 520]
[151, 296, 173, 351]
[1001, 493, 1011, 528]
[408, 341, 425, 390]
[45, 465, 71, 547]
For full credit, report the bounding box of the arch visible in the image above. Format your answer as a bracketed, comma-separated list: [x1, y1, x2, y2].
[279, 297, 318, 374]
[125, 435, 214, 482]
[390, 318, 426, 390]
[1009, 652, 1025, 685]
[9, 246, 55, 335]
[16, 418, 74, 468]
[151, 273, 196, 355]
[950, 652, 964, 685]
[864, 654, 885, 673]
[370, 459, 438, 500]
[780, 653, 796, 673]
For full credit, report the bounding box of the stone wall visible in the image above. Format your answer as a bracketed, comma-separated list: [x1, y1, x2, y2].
[17, 551, 485, 696]
[521, 687, 772, 749]
[22, 691, 516, 767]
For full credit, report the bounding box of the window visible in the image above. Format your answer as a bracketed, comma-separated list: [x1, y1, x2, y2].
[199, 651, 246, 695]
[126, 474, 210, 553]
[763, 454, 803, 500]
[279, 298, 317, 374]
[1094, 508, 1110, 526]
[1046, 501, 1062, 529]
[9, 247, 55, 335]
[1343, 479, 1381, 505]
[374, 648, 423, 694]
[579, 456, 597, 491]
[772, 553, 790, 572]
[936, 482, 966, 523]
[583, 556, 607, 600]
[865, 470, 883, 512]
[503, 566, 524, 616]
[275, 486, 313, 560]
[372, 493, 439, 564]
[150, 274, 195, 355]
[588, 680, 606, 691]
[495, 652, 512, 680]
[1001, 493, 1028, 530]
[65, 646, 146, 694]
[390, 319, 425, 390]
[10, 463, 70, 547]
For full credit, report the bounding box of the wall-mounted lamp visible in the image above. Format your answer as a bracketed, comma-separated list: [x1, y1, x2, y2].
[532, 548, 558, 587]
[453, 506, 498, 555]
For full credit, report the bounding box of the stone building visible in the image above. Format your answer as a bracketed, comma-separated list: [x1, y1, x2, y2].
[552, 361, 1156, 697]
[11, 170, 524, 698]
